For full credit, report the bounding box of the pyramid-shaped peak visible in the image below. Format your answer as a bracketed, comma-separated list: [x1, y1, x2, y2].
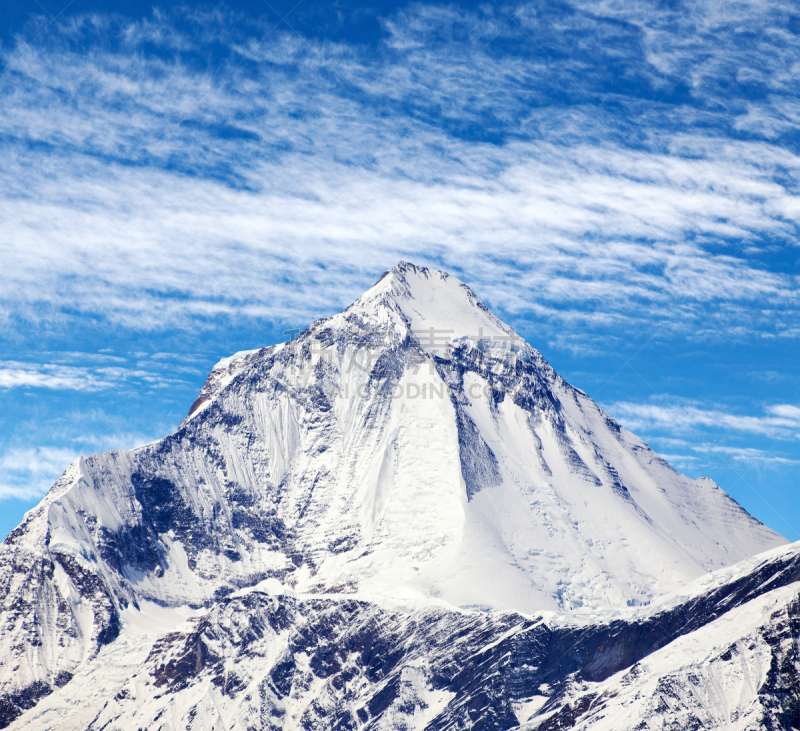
[374, 260, 452, 291]
[390, 260, 449, 280]
[351, 260, 513, 344]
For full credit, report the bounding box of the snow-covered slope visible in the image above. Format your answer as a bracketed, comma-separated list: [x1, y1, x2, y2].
[525, 542, 800, 731]
[0, 261, 788, 727]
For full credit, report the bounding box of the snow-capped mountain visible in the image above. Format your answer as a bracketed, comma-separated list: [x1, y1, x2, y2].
[0, 261, 792, 729]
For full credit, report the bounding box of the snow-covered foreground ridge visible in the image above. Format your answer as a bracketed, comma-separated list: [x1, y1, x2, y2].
[0, 261, 794, 729]
[7, 536, 800, 730]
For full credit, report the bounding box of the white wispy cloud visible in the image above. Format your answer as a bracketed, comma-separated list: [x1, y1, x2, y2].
[645, 440, 800, 470]
[0, 357, 197, 391]
[0, 362, 112, 390]
[0, 430, 165, 501]
[611, 400, 800, 440]
[2, 139, 798, 334]
[0, 4, 798, 343]
[0, 446, 79, 500]
[692, 445, 800, 465]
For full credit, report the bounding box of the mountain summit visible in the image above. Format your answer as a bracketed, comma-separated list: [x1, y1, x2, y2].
[0, 262, 789, 729]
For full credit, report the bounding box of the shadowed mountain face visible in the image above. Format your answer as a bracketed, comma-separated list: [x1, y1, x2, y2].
[0, 262, 791, 730]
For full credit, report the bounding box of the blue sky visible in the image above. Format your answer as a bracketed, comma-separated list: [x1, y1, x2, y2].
[0, 0, 798, 540]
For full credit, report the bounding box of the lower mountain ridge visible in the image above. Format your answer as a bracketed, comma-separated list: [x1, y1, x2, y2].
[0, 262, 794, 730]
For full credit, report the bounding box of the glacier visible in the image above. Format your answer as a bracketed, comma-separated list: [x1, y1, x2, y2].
[0, 261, 796, 730]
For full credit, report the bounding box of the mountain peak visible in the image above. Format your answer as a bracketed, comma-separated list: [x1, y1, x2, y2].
[389, 259, 434, 277]
[343, 261, 514, 357]
[165, 262, 782, 615]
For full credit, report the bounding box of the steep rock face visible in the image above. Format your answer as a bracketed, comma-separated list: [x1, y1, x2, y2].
[532, 586, 800, 730]
[0, 463, 121, 727]
[0, 261, 787, 726]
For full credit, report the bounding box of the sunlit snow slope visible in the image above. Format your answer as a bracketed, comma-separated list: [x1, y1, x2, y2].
[0, 262, 786, 726]
[174, 261, 782, 613]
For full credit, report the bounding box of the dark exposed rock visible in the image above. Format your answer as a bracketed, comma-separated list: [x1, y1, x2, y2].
[122, 548, 800, 731]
